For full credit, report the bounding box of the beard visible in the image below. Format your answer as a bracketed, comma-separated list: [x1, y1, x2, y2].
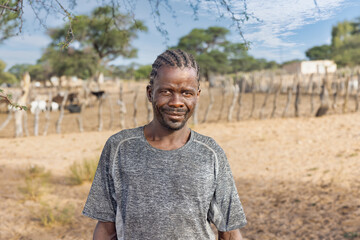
[152, 104, 191, 131]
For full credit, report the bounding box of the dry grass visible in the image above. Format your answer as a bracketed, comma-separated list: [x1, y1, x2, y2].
[68, 157, 98, 185]
[18, 165, 52, 201]
[36, 202, 75, 227]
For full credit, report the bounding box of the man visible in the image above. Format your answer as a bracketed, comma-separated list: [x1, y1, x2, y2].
[83, 49, 247, 240]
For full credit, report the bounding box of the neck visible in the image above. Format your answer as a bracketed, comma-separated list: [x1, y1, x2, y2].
[144, 121, 191, 150]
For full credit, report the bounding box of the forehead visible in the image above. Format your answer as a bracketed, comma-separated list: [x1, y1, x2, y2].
[154, 66, 198, 87]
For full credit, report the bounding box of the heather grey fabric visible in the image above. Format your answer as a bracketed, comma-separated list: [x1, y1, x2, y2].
[83, 126, 246, 239]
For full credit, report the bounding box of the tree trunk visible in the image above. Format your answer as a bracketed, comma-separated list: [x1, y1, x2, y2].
[227, 84, 239, 122]
[310, 82, 316, 114]
[236, 78, 246, 121]
[23, 111, 29, 137]
[56, 92, 68, 134]
[202, 85, 214, 123]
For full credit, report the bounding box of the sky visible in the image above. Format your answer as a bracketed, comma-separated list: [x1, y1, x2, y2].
[0, 0, 359, 70]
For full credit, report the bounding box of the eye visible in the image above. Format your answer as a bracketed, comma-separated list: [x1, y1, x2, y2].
[160, 90, 171, 95]
[183, 91, 194, 97]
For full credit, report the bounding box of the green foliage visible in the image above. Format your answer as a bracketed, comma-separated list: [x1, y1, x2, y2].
[305, 44, 333, 60]
[0, 60, 17, 84]
[134, 65, 152, 80]
[0, 0, 20, 43]
[305, 16, 360, 66]
[18, 165, 52, 201]
[68, 158, 98, 185]
[8, 63, 32, 80]
[41, 5, 147, 80]
[175, 26, 278, 78]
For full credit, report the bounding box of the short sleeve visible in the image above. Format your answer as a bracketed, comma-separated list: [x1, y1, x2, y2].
[208, 149, 247, 232]
[82, 138, 117, 222]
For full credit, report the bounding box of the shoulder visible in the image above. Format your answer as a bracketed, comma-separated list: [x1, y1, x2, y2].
[191, 130, 226, 156]
[106, 126, 144, 148]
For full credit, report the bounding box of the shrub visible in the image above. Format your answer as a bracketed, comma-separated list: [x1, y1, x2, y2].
[18, 165, 52, 201]
[68, 157, 98, 185]
[37, 202, 75, 227]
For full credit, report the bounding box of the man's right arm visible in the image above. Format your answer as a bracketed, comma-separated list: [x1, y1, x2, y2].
[93, 221, 117, 240]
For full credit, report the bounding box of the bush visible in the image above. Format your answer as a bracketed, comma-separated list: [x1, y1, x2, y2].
[18, 165, 52, 201]
[68, 157, 98, 185]
[37, 202, 75, 227]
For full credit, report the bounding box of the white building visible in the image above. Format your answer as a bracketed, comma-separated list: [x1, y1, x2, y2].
[283, 60, 337, 75]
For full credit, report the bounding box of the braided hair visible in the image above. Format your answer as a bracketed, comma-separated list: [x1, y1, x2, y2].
[149, 49, 200, 86]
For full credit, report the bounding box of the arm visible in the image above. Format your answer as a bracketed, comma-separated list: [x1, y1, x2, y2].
[93, 221, 117, 240]
[218, 229, 243, 240]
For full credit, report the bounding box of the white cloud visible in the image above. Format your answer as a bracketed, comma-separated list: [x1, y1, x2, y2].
[191, 0, 350, 61]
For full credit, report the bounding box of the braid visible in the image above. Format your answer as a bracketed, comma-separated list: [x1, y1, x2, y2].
[149, 49, 200, 85]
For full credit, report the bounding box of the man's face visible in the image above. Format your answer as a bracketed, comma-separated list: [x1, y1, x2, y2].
[147, 66, 200, 131]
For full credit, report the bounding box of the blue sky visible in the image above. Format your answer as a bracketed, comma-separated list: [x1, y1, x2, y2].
[0, 0, 359, 70]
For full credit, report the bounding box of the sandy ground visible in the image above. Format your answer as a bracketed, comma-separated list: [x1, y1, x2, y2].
[0, 110, 359, 239]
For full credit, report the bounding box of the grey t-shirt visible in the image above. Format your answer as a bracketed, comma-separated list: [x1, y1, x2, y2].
[83, 126, 246, 239]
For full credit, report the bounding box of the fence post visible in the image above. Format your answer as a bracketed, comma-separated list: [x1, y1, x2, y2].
[271, 76, 282, 118]
[56, 91, 68, 134]
[227, 84, 239, 122]
[259, 75, 273, 119]
[236, 77, 246, 121]
[202, 85, 214, 123]
[249, 74, 256, 118]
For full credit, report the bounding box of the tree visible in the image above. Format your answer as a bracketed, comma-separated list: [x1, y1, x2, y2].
[0, 0, 19, 43]
[0, 60, 17, 85]
[8, 63, 31, 80]
[134, 65, 152, 81]
[305, 44, 332, 60]
[175, 26, 230, 80]
[45, 6, 146, 81]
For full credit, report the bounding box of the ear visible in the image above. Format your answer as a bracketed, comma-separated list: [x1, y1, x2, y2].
[197, 88, 201, 99]
[146, 85, 153, 102]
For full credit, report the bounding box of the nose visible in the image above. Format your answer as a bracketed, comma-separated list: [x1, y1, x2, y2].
[168, 93, 184, 108]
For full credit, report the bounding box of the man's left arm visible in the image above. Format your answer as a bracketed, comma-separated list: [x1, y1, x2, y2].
[218, 229, 243, 240]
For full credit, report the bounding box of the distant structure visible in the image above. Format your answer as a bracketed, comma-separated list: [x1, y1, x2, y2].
[283, 60, 337, 75]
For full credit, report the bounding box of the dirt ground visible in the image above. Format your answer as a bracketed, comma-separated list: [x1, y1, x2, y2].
[0, 83, 360, 239]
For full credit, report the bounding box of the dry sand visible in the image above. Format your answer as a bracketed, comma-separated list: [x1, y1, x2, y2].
[0, 112, 359, 239]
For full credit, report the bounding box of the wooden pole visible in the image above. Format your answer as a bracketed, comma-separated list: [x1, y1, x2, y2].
[119, 82, 126, 129]
[133, 88, 139, 127]
[271, 76, 282, 118]
[108, 94, 114, 129]
[342, 76, 350, 113]
[236, 77, 246, 121]
[14, 72, 31, 137]
[227, 84, 239, 122]
[259, 75, 273, 119]
[43, 91, 52, 136]
[202, 85, 214, 123]
[294, 75, 301, 117]
[217, 86, 226, 121]
[0, 111, 12, 131]
[98, 95, 104, 131]
[249, 75, 256, 118]
[56, 92, 68, 134]
[355, 71, 360, 112]
[33, 104, 40, 136]
[282, 76, 295, 118]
